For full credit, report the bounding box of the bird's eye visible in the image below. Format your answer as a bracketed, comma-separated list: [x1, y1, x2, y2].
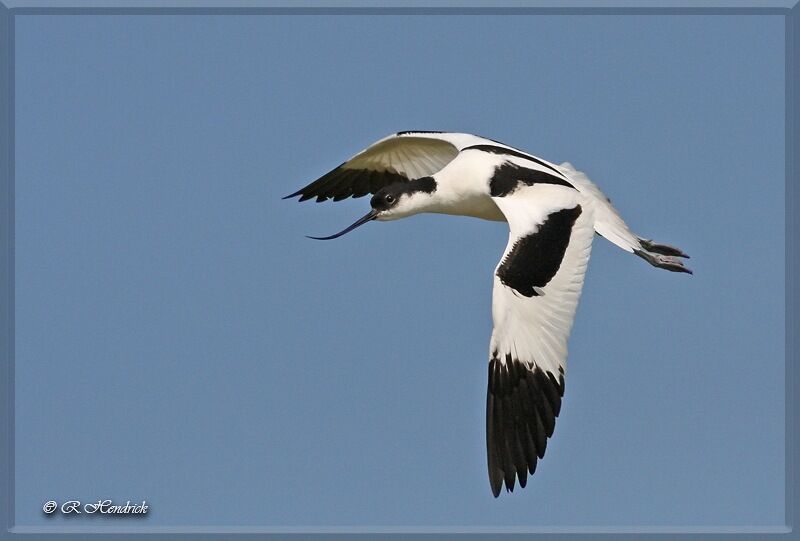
[385, 194, 395, 204]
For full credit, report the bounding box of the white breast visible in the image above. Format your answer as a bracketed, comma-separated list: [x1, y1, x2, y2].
[428, 151, 508, 221]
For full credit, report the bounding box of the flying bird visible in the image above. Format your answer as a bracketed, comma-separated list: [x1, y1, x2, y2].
[284, 131, 691, 497]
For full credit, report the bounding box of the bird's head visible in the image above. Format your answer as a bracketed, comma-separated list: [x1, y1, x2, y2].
[307, 178, 437, 240]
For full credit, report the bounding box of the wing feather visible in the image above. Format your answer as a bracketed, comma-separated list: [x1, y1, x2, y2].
[486, 184, 595, 496]
[285, 134, 460, 202]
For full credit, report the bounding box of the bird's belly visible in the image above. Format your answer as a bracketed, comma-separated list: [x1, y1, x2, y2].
[432, 196, 506, 222]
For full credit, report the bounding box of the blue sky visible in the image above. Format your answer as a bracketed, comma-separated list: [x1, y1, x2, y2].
[13, 13, 784, 528]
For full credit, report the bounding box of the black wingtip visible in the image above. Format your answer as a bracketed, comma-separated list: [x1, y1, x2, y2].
[282, 185, 310, 200]
[283, 188, 326, 201]
[283, 191, 325, 202]
[487, 359, 563, 499]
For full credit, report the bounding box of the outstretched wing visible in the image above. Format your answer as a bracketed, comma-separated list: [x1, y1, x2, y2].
[284, 133, 458, 202]
[284, 131, 512, 202]
[486, 184, 595, 497]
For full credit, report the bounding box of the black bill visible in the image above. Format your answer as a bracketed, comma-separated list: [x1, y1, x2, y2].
[306, 209, 379, 240]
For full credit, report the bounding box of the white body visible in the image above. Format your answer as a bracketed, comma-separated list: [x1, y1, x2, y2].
[367, 132, 641, 254]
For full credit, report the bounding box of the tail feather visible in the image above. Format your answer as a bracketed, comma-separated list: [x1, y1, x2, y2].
[558, 162, 640, 253]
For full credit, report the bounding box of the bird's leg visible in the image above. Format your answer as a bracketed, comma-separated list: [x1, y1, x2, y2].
[634, 237, 692, 274]
[637, 238, 690, 258]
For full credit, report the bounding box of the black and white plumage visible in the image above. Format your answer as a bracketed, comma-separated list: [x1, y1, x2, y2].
[285, 131, 691, 497]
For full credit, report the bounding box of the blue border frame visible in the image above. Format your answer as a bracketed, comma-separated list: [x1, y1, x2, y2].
[0, 1, 795, 538]
[786, 3, 797, 538]
[1, 1, 13, 538]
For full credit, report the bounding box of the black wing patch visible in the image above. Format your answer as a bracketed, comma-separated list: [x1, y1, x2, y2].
[464, 144, 573, 183]
[496, 205, 583, 297]
[284, 165, 409, 202]
[487, 354, 565, 497]
[489, 161, 575, 197]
